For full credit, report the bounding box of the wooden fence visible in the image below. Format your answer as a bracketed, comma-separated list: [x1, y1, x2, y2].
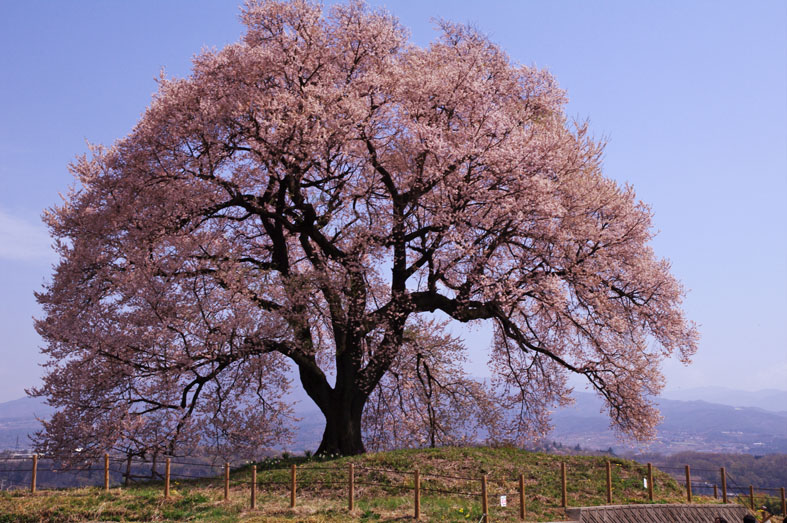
[1, 454, 785, 522]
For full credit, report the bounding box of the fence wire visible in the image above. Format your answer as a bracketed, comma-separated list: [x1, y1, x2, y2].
[0, 454, 784, 520]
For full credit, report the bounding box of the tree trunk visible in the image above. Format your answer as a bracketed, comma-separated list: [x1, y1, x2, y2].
[294, 320, 400, 456]
[295, 354, 370, 456]
[315, 392, 366, 456]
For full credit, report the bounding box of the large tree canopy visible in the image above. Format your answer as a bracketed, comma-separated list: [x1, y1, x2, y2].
[33, 0, 698, 457]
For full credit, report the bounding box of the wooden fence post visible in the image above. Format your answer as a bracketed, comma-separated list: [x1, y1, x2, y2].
[164, 458, 170, 499]
[561, 462, 567, 508]
[519, 473, 526, 520]
[250, 464, 256, 509]
[481, 474, 489, 522]
[685, 465, 692, 502]
[30, 454, 38, 493]
[781, 487, 785, 517]
[647, 463, 654, 501]
[224, 463, 230, 502]
[714, 484, 718, 499]
[290, 464, 297, 508]
[348, 463, 354, 511]
[606, 461, 612, 504]
[720, 467, 728, 503]
[749, 485, 754, 510]
[124, 455, 132, 487]
[414, 468, 420, 520]
[104, 453, 110, 491]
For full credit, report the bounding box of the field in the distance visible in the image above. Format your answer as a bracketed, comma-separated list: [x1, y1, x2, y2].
[0, 446, 757, 522]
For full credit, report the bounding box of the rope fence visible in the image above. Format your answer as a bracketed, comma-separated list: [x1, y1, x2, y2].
[0, 454, 784, 521]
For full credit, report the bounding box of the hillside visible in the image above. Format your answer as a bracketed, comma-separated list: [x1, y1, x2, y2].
[0, 446, 701, 522]
[636, 451, 787, 493]
[548, 392, 787, 454]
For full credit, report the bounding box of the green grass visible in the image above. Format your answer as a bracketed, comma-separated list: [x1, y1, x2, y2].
[0, 446, 747, 522]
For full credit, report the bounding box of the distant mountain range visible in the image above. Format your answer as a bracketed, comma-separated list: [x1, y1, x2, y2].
[0, 396, 54, 450]
[1, 387, 785, 454]
[548, 391, 787, 455]
[660, 386, 786, 413]
[0, 396, 55, 419]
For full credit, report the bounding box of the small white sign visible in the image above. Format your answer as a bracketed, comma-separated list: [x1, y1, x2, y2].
[500, 495, 507, 507]
[643, 478, 648, 488]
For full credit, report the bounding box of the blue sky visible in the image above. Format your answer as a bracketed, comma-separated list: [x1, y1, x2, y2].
[0, 1, 785, 403]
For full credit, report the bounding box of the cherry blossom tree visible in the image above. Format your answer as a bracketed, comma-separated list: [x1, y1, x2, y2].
[33, 0, 698, 457]
[362, 318, 500, 451]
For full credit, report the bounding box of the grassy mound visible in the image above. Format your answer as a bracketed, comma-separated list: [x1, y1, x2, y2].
[0, 446, 725, 522]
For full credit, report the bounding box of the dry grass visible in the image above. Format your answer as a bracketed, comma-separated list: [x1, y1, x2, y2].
[0, 446, 753, 522]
